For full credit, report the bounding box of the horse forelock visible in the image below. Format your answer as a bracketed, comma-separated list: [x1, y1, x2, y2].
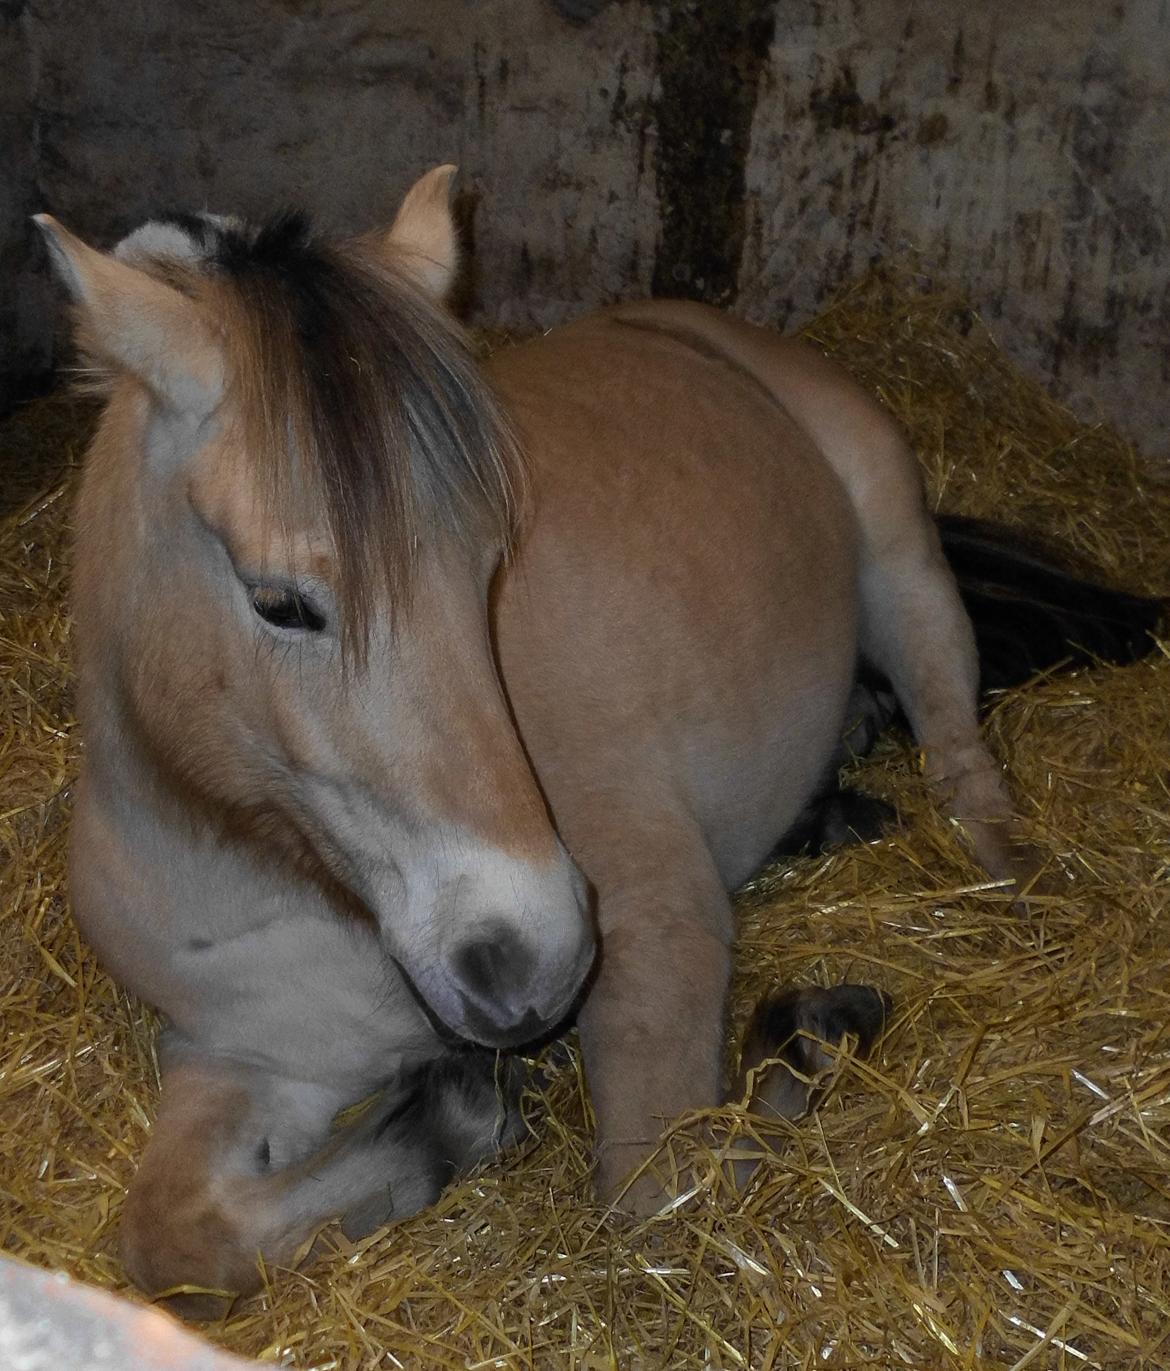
[125, 209, 525, 658]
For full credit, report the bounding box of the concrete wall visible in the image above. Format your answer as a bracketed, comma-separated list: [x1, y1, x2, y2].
[4, 0, 1167, 453]
[739, 1, 1169, 449]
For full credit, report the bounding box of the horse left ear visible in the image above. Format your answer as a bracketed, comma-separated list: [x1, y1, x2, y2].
[34, 213, 223, 414]
[384, 165, 459, 301]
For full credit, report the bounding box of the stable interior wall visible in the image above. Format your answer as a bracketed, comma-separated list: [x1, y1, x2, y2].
[2, 0, 1166, 455]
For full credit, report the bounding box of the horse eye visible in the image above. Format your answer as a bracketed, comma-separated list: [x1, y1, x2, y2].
[251, 587, 326, 632]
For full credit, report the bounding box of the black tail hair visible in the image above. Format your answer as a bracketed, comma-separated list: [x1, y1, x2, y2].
[937, 514, 1164, 694]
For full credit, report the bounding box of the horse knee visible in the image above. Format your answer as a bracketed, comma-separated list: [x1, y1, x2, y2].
[119, 1059, 334, 1305]
[122, 1051, 531, 1310]
[120, 1166, 261, 1311]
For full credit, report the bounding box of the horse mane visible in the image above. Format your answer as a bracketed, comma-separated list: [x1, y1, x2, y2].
[148, 210, 526, 656]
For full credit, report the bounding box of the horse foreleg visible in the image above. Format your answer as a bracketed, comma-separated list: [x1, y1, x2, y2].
[121, 1050, 526, 1314]
[577, 850, 733, 1216]
[120, 1056, 340, 1311]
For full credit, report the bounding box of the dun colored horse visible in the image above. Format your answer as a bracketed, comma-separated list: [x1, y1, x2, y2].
[37, 168, 1157, 1307]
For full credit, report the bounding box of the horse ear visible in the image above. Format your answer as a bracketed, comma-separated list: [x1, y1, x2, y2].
[34, 213, 222, 414]
[384, 165, 459, 300]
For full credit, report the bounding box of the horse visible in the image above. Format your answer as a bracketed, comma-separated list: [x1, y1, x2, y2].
[36, 167, 1160, 1308]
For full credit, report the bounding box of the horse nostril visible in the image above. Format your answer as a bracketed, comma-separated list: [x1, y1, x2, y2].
[451, 925, 536, 1019]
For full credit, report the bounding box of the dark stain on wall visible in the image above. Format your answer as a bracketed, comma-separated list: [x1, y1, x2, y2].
[650, 0, 775, 304]
[809, 65, 897, 139]
[548, 0, 614, 21]
[449, 187, 482, 319]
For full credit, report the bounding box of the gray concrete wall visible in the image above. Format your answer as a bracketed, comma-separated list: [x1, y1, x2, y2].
[739, 1, 1169, 450]
[4, 0, 1167, 453]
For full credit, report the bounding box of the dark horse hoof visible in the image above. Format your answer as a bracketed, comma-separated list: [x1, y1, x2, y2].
[737, 983, 891, 1122]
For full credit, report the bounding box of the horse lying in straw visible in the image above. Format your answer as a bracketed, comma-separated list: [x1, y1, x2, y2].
[37, 167, 1160, 1308]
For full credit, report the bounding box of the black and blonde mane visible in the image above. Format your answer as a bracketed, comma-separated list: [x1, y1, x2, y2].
[161, 211, 523, 652]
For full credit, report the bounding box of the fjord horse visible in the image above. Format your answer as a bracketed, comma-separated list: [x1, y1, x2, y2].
[40, 167, 1048, 1303]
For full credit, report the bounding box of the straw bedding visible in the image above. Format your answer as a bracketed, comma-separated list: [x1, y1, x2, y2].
[2, 275, 1168, 1369]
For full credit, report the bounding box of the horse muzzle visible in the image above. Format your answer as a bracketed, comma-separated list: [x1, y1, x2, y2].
[381, 839, 596, 1047]
[439, 918, 596, 1046]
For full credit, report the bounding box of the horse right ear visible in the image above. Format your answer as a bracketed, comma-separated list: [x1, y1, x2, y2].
[34, 214, 223, 414]
[383, 165, 460, 301]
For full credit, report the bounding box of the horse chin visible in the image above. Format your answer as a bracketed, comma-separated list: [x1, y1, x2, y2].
[391, 944, 592, 1052]
[451, 1006, 564, 1051]
[418, 975, 578, 1051]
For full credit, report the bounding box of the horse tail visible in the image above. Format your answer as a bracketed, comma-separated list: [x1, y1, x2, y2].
[936, 513, 1164, 694]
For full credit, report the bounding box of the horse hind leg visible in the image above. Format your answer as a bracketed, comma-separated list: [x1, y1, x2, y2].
[851, 447, 1039, 887]
[736, 984, 890, 1118]
[121, 1051, 527, 1315]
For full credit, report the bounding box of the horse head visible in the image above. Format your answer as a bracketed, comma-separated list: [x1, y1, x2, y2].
[40, 168, 595, 1047]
